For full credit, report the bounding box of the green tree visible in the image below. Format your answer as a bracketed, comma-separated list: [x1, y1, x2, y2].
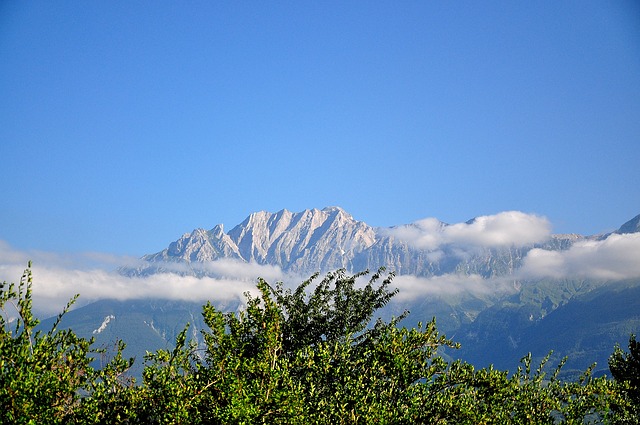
[0, 263, 94, 424]
[197, 276, 306, 423]
[0, 263, 138, 425]
[190, 268, 617, 424]
[609, 334, 640, 424]
[0, 264, 624, 424]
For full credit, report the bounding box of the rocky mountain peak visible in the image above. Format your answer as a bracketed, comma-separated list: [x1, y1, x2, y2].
[616, 214, 640, 234]
[128, 208, 640, 279]
[222, 207, 375, 271]
[210, 224, 225, 237]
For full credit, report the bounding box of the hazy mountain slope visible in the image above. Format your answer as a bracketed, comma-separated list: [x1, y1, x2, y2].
[38, 299, 217, 379]
[616, 213, 640, 234]
[455, 279, 640, 377]
[64, 208, 640, 380]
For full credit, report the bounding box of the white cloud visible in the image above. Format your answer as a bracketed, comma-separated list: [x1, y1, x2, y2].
[121, 258, 287, 284]
[0, 240, 512, 319]
[2, 221, 638, 320]
[520, 232, 640, 280]
[0, 241, 294, 317]
[391, 273, 514, 301]
[384, 211, 551, 250]
[445, 211, 551, 247]
[385, 218, 446, 250]
[187, 258, 286, 283]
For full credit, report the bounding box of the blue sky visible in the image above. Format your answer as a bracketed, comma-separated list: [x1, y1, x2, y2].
[1, 1, 639, 257]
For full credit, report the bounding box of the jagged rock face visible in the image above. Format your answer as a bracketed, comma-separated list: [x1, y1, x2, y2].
[127, 208, 638, 278]
[354, 240, 531, 279]
[227, 207, 376, 272]
[135, 207, 377, 274]
[143, 225, 242, 264]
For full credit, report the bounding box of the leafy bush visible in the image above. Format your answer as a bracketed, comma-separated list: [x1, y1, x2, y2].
[0, 264, 628, 424]
[609, 334, 640, 424]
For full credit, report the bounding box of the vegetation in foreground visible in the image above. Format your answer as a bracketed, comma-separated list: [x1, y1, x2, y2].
[1, 263, 639, 424]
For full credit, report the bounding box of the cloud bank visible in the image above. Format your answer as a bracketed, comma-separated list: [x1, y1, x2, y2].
[520, 232, 640, 281]
[1, 214, 639, 318]
[0, 241, 295, 317]
[391, 273, 514, 301]
[384, 211, 552, 250]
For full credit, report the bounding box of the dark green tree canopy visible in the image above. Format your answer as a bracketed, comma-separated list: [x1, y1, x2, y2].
[610, 334, 640, 394]
[268, 268, 401, 350]
[609, 334, 640, 424]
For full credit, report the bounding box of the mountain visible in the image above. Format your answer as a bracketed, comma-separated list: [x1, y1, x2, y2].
[123, 207, 584, 280]
[616, 213, 640, 234]
[455, 280, 640, 378]
[126, 207, 376, 275]
[39, 299, 216, 379]
[53, 208, 640, 380]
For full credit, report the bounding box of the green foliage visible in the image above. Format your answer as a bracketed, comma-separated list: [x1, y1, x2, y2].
[0, 264, 630, 424]
[272, 268, 400, 352]
[198, 277, 305, 423]
[0, 263, 94, 424]
[192, 268, 618, 424]
[72, 338, 139, 424]
[0, 264, 138, 424]
[609, 334, 640, 424]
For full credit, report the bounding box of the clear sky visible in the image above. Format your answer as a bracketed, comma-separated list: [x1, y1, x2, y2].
[1, 1, 639, 257]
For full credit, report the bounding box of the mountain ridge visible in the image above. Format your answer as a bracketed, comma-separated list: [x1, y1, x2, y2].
[55, 208, 640, 380]
[615, 213, 640, 234]
[124, 207, 632, 280]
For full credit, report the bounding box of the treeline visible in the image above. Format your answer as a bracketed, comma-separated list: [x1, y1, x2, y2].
[1, 264, 639, 424]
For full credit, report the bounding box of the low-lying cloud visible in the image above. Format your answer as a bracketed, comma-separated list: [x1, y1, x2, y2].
[2, 223, 639, 319]
[520, 232, 640, 281]
[384, 211, 551, 250]
[0, 242, 296, 317]
[0, 240, 511, 319]
[125, 257, 286, 283]
[391, 273, 515, 301]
